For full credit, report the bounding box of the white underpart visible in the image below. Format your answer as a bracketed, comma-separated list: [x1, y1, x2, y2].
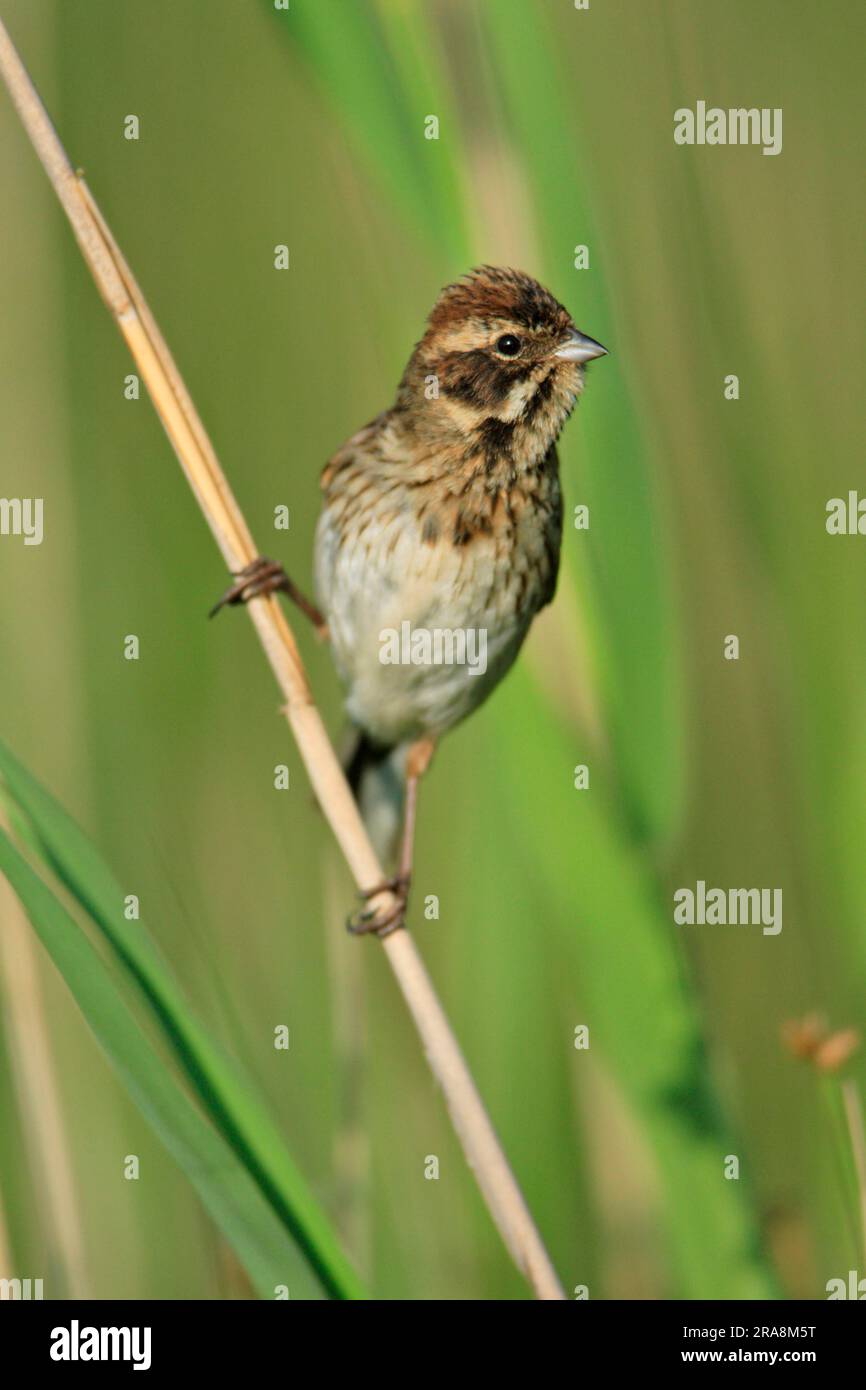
[314, 492, 552, 749]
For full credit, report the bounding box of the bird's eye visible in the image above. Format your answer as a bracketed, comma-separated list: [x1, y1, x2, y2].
[494, 333, 522, 357]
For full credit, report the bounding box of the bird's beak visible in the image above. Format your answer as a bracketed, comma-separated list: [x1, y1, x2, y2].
[553, 329, 609, 363]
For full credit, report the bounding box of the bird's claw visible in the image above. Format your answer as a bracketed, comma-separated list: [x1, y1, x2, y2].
[346, 875, 411, 938]
[209, 557, 289, 617]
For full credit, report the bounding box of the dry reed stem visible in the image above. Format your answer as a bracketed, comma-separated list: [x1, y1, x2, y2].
[0, 17, 564, 1299]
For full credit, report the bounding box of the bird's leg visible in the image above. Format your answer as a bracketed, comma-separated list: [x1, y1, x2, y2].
[209, 556, 328, 638]
[347, 737, 436, 939]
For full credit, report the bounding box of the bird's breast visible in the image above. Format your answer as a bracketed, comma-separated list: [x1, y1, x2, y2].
[314, 443, 562, 744]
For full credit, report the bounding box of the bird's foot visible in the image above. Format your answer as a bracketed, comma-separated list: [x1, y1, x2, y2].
[209, 557, 290, 615]
[209, 556, 327, 634]
[346, 874, 411, 939]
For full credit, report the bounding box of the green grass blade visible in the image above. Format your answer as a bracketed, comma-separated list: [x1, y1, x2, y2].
[0, 828, 326, 1300]
[272, 0, 469, 262]
[483, 0, 685, 849]
[487, 670, 778, 1298]
[370, 0, 471, 262]
[0, 740, 365, 1301]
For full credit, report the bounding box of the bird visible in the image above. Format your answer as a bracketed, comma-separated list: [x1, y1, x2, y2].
[212, 266, 607, 936]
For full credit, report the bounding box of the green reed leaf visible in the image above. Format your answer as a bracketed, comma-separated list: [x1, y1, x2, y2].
[0, 739, 365, 1300]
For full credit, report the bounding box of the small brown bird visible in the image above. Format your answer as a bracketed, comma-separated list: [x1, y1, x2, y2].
[214, 267, 607, 935]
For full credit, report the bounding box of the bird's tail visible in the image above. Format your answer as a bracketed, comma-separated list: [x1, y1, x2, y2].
[343, 731, 406, 867]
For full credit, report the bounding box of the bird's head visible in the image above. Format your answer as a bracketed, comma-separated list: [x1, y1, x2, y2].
[400, 266, 607, 460]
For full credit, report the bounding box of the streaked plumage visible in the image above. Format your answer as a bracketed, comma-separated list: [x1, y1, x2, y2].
[315, 266, 605, 757]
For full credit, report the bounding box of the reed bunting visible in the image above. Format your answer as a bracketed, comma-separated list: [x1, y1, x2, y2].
[214, 267, 607, 935]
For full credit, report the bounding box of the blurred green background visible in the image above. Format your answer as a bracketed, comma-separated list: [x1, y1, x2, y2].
[0, 0, 864, 1300]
